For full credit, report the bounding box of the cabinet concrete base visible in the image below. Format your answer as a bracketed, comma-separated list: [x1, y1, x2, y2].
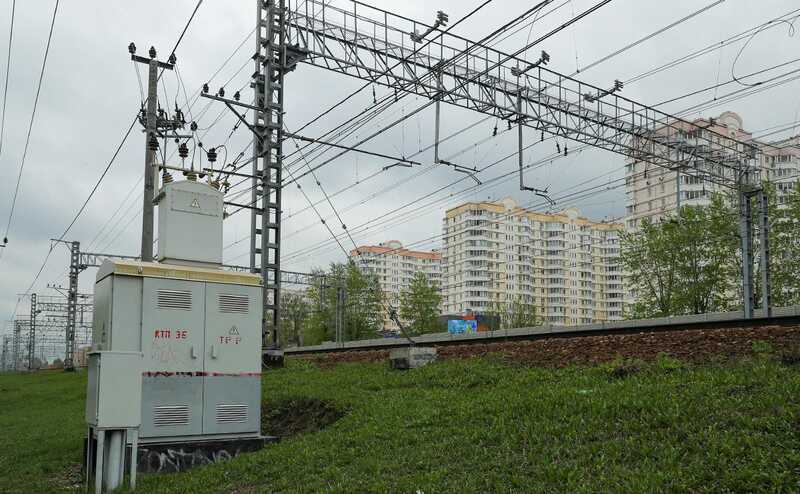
[137, 436, 279, 473]
[262, 349, 285, 369]
[84, 436, 279, 475]
[389, 347, 438, 369]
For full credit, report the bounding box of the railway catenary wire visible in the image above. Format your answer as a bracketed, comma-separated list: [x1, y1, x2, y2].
[237, 56, 800, 267]
[282, 0, 618, 188]
[112, 0, 776, 253]
[223, 0, 582, 192]
[231, 59, 796, 249]
[217, 3, 788, 224]
[283, 162, 800, 276]
[219, 0, 612, 220]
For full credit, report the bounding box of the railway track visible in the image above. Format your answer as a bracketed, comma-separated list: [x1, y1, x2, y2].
[284, 306, 800, 357]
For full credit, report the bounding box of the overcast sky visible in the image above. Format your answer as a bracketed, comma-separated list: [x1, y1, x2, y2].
[1, 0, 799, 345]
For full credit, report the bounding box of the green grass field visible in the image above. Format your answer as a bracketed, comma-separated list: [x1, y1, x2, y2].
[2, 352, 800, 493]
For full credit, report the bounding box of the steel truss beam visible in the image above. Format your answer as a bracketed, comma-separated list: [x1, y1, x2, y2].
[286, 0, 758, 186]
[285, 0, 769, 317]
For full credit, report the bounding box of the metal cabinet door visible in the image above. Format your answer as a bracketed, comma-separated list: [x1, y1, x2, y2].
[202, 283, 261, 435]
[140, 278, 205, 440]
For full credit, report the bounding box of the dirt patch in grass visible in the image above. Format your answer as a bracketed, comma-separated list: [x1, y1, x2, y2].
[606, 360, 641, 380]
[49, 462, 83, 491]
[778, 344, 800, 366]
[261, 398, 346, 438]
[293, 325, 800, 368]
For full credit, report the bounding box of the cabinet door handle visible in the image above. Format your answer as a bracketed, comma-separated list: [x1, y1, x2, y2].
[211, 345, 218, 359]
[190, 345, 197, 359]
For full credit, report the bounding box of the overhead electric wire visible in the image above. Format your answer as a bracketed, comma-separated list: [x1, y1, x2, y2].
[13, 0, 207, 317]
[258, 30, 800, 266]
[288, 0, 498, 139]
[573, 0, 726, 76]
[168, 0, 203, 61]
[624, 8, 800, 86]
[19, 114, 137, 302]
[230, 0, 744, 262]
[2, 0, 59, 253]
[0, 0, 16, 160]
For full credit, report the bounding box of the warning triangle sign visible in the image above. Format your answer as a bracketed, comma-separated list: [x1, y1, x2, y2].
[228, 325, 240, 336]
[190, 198, 201, 208]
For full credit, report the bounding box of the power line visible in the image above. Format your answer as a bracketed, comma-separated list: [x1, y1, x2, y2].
[2, 0, 59, 250]
[574, 0, 727, 76]
[19, 114, 138, 300]
[168, 0, 204, 60]
[0, 0, 15, 160]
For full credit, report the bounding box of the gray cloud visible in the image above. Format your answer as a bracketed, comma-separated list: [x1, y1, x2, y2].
[1, 0, 798, 337]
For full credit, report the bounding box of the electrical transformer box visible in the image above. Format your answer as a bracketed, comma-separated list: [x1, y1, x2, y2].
[92, 178, 262, 445]
[93, 260, 263, 444]
[156, 179, 223, 267]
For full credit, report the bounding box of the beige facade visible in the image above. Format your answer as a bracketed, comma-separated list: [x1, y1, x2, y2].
[350, 240, 442, 330]
[624, 111, 800, 231]
[442, 198, 624, 326]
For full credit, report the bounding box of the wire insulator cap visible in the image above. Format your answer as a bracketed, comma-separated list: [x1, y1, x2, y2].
[178, 142, 189, 159]
[148, 134, 159, 151]
[202, 83, 209, 94]
[218, 87, 225, 98]
[149, 46, 156, 59]
[128, 42, 136, 55]
[207, 147, 217, 163]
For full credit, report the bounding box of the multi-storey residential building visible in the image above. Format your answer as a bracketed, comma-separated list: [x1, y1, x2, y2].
[442, 198, 624, 326]
[350, 240, 442, 330]
[624, 111, 799, 231]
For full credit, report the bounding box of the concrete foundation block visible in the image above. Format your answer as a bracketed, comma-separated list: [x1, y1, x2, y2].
[389, 346, 437, 370]
[262, 349, 285, 369]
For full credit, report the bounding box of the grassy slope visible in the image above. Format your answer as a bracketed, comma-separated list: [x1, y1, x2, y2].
[2, 355, 800, 493]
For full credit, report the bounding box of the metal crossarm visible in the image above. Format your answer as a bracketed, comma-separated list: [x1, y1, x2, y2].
[286, 0, 758, 186]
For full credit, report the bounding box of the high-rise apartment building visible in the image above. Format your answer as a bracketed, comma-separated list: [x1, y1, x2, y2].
[624, 111, 799, 231]
[350, 240, 442, 330]
[442, 198, 624, 326]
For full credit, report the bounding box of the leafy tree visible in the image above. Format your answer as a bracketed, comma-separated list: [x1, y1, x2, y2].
[279, 290, 310, 348]
[674, 195, 738, 314]
[485, 297, 539, 330]
[621, 218, 683, 317]
[621, 194, 738, 318]
[304, 262, 384, 344]
[398, 272, 442, 335]
[506, 296, 540, 328]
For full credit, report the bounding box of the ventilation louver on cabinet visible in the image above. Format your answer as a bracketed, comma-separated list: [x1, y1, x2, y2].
[156, 289, 192, 310]
[153, 405, 190, 427]
[218, 294, 249, 314]
[216, 403, 248, 424]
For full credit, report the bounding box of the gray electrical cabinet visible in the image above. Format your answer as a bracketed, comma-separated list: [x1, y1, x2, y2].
[91, 179, 263, 445]
[93, 260, 262, 444]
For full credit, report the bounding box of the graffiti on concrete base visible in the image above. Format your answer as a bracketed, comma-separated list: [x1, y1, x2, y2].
[139, 446, 241, 473]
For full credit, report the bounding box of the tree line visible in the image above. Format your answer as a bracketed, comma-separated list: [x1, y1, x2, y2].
[278, 263, 446, 347]
[621, 182, 800, 318]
